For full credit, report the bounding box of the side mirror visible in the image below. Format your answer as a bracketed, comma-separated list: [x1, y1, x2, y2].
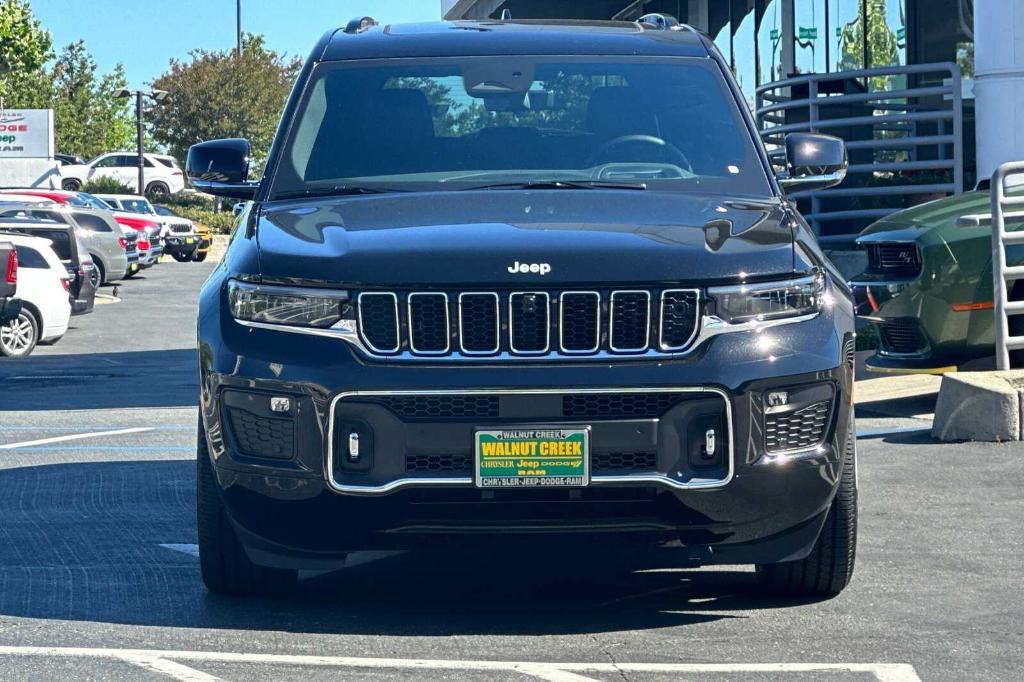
[186, 139, 257, 199]
[779, 133, 847, 192]
[232, 202, 246, 217]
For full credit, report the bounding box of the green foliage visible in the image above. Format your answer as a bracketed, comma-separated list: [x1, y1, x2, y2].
[0, 0, 53, 106]
[838, 0, 901, 91]
[149, 34, 302, 164]
[81, 176, 134, 194]
[49, 42, 135, 159]
[156, 192, 215, 210]
[164, 205, 236, 235]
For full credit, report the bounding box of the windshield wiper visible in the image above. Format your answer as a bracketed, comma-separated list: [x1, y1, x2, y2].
[460, 180, 647, 191]
[274, 185, 407, 200]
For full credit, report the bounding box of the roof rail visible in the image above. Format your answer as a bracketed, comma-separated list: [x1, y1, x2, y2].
[343, 16, 378, 34]
[638, 13, 681, 30]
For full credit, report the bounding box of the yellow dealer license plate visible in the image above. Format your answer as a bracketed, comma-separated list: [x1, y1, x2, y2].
[186, 237, 195, 244]
[475, 427, 589, 488]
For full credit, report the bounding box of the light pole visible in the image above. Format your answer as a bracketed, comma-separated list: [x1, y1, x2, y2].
[113, 88, 169, 195]
[236, 0, 242, 55]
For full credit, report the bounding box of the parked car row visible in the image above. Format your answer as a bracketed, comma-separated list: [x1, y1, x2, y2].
[0, 188, 211, 357]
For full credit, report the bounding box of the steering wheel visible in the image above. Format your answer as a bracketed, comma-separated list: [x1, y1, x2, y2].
[586, 134, 692, 171]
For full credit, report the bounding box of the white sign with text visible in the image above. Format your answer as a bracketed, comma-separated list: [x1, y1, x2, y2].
[0, 109, 54, 158]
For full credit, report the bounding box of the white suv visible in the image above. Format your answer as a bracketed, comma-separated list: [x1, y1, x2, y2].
[58, 152, 186, 197]
[0, 233, 72, 357]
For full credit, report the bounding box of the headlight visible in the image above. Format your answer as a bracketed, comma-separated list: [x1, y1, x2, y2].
[707, 272, 824, 324]
[228, 280, 349, 328]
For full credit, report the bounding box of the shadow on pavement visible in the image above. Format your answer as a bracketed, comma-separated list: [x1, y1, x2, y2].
[0, 348, 197, 410]
[0, 460, 823, 635]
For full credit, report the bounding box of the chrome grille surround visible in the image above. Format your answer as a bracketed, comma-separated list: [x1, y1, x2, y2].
[508, 291, 551, 354]
[407, 292, 450, 355]
[609, 290, 651, 352]
[457, 292, 500, 355]
[326, 386, 734, 496]
[559, 291, 601, 354]
[357, 292, 400, 354]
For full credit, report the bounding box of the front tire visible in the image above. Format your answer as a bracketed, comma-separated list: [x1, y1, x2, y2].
[62, 178, 82, 191]
[754, 425, 858, 596]
[192, 250, 209, 262]
[172, 252, 192, 263]
[0, 310, 40, 357]
[196, 415, 298, 596]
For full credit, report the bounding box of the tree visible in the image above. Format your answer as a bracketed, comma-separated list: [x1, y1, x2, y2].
[49, 42, 134, 158]
[838, 0, 901, 91]
[0, 0, 53, 107]
[148, 35, 302, 163]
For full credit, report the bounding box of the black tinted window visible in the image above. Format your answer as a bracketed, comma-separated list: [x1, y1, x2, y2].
[274, 57, 770, 198]
[74, 213, 113, 232]
[14, 245, 49, 269]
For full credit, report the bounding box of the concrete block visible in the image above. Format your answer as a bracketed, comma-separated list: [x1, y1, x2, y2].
[932, 371, 1024, 442]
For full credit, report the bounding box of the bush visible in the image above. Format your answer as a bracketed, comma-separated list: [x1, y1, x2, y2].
[158, 192, 216, 210]
[165, 205, 236, 234]
[81, 177, 135, 195]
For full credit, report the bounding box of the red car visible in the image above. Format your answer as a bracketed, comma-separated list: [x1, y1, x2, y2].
[0, 189, 163, 267]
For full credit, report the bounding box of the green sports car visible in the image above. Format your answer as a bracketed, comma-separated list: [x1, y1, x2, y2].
[851, 185, 1024, 373]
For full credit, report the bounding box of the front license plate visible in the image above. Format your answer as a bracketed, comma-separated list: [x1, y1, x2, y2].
[475, 427, 589, 488]
[186, 237, 195, 244]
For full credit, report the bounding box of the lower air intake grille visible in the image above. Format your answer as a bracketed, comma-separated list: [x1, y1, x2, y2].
[404, 451, 657, 474]
[406, 453, 472, 472]
[593, 451, 657, 472]
[362, 395, 500, 420]
[563, 393, 686, 419]
[765, 400, 831, 452]
[227, 408, 294, 459]
[878, 319, 927, 355]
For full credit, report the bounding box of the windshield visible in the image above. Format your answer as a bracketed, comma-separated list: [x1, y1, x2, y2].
[270, 57, 771, 199]
[119, 199, 155, 214]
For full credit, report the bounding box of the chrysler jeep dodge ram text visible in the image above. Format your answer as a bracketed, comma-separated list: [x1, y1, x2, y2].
[188, 16, 857, 597]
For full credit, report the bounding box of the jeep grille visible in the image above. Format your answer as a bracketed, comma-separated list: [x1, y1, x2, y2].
[355, 288, 700, 359]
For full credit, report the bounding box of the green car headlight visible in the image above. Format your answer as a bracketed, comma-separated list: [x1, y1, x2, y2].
[708, 272, 824, 324]
[228, 280, 349, 328]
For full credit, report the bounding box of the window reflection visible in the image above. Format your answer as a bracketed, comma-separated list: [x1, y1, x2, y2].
[794, 0, 827, 75]
[757, 0, 784, 84]
[830, 0, 864, 73]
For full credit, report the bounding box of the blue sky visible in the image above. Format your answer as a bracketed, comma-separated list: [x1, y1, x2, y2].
[32, 1, 443, 87]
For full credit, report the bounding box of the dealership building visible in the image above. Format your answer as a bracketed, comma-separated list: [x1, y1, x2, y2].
[441, 1, 1021, 249]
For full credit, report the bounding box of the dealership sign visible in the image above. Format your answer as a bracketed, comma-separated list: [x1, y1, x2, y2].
[0, 109, 54, 158]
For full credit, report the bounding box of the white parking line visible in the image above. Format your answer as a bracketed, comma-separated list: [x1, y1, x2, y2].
[0, 427, 153, 450]
[0, 646, 922, 681]
[159, 544, 200, 558]
[115, 653, 223, 682]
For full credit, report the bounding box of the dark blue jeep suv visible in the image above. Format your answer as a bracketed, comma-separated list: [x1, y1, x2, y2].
[188, 15, 857, 597]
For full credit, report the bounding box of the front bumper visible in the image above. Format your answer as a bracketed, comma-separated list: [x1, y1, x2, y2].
[164, 235, 199, 256]
[199, 280, 855, 570]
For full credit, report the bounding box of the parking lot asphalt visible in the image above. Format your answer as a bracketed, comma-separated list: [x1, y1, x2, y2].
[0, 261, 1021, 681]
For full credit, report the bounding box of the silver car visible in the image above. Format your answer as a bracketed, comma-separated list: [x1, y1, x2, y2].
[0, 204, 128, 288]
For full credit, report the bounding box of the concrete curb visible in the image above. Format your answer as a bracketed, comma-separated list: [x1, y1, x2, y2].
[932, 371, 1024, 442]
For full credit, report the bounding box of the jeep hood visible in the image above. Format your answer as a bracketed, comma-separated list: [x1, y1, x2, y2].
[255, 191, 795, 286]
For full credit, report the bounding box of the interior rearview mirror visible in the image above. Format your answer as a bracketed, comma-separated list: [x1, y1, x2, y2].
[186, 138, 258, 199]
[779, 133, 848, 193]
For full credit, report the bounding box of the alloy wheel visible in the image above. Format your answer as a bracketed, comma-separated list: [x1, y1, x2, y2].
[0, 312, 38, 357]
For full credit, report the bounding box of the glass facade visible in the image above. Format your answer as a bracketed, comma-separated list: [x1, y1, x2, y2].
[794, 0, 827, 75]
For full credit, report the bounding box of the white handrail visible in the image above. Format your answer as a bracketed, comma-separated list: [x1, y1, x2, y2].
[989, 162, 1024, 369]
